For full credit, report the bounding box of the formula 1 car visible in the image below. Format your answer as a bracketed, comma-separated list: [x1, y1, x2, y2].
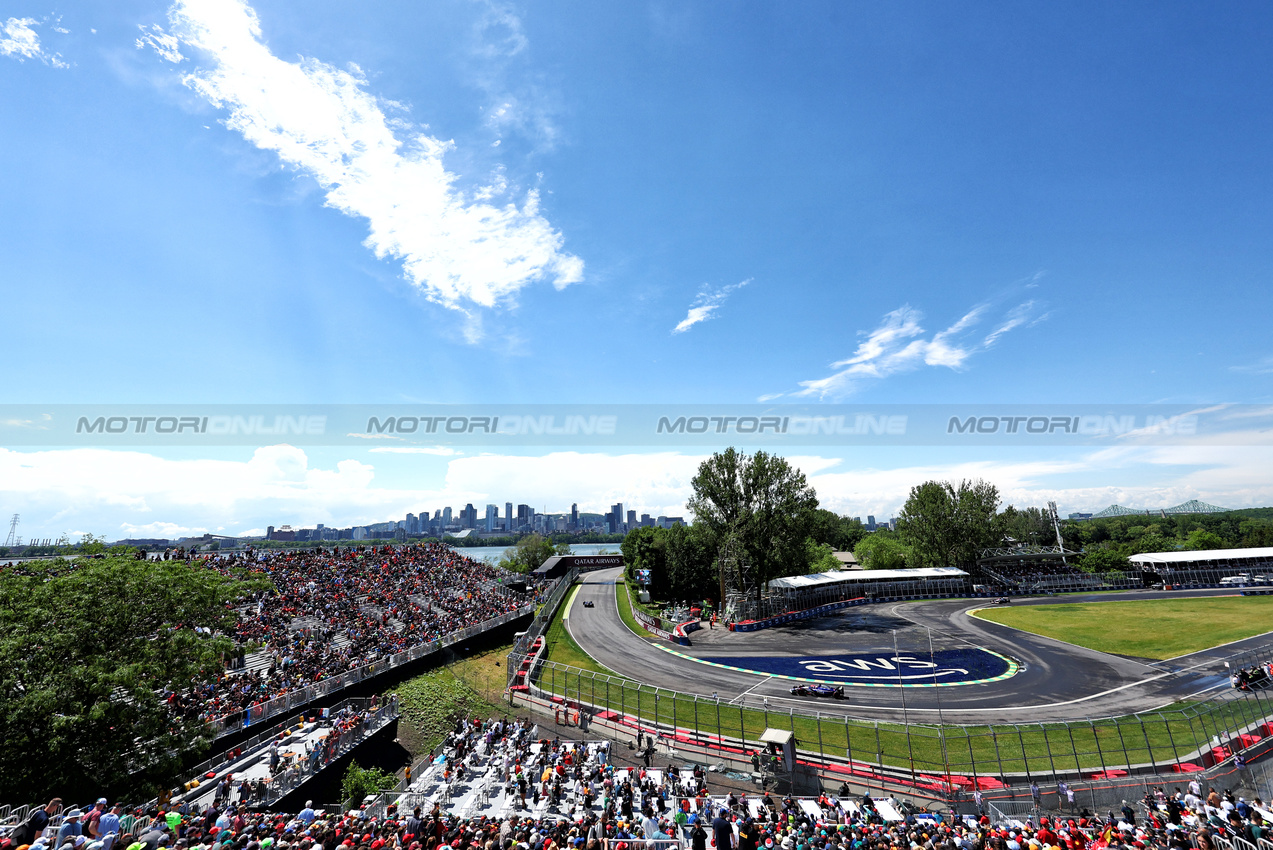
[994, 597, 1011, 604]
[582, 600, 595, 608]
[790, 683, 845, 699]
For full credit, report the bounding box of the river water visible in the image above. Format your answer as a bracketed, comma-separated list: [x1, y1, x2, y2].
[450, 542, 620, 564]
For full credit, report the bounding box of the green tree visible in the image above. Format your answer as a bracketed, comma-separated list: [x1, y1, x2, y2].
[897, 479, 1002, 570]
[808, 510, 867, 552]
[1078, 547, 1131, 573]
[341, 762, 398, 808]
[498, 533, 562, 573]
[664, 523, 718, 603]
[1000, 506, 1055, 547]
[805, 538, 841, 573]
[1240, 521, 1273, 547]
[854, 532, 911, 570]
[1130, 534, 1176, 556]
[0, 554, 266, 801]
[686, 448, 819, 601]
[1184, 529, 1225, 550]
[621, 527, 670, 596]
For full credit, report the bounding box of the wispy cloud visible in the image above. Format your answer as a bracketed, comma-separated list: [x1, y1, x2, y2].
[135, 24, 185, 63]
[672, 279, 751, 334]
[472, 2, 562, 151]
[780, 297, 1046, 400]
[1, 16, 68, 67]
[7, 444, 1273, 541]
[369, 446, 461, 456]
[1231, 355, 1273, 376]
[144, 0, 583, 340]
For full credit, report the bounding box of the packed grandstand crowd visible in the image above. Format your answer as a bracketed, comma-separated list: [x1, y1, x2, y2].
[7, 753, 1273, 850]
[159, 543, 534, 725]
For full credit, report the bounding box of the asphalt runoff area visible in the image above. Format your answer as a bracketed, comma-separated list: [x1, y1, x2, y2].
[564, 567, 1273, 725]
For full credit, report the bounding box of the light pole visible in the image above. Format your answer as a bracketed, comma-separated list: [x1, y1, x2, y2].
[929, 627, 951, 781]
[893, 629, 916, 785]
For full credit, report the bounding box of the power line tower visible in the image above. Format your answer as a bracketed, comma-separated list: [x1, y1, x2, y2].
[4, 514, 18, 548]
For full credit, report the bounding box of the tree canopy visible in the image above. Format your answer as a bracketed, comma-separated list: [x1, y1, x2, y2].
[686, 448, 820, 600]
[499, 534, 569, 573]
[0, 554, 265, 801]
[854, 531, 912, 570]
[897, 479, 1002, 570]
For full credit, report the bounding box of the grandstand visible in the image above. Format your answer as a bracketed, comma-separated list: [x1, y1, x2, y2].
[1130, 545, 1273, 584]
[733, 568, 969, 621]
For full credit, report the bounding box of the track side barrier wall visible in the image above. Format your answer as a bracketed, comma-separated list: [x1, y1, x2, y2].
[634, 608, 691, 645]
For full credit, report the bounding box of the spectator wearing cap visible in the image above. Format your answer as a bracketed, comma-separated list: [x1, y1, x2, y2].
[83, 802, 108, 842]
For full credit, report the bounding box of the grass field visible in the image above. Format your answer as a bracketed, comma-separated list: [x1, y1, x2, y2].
[971, 596, 1273, 659]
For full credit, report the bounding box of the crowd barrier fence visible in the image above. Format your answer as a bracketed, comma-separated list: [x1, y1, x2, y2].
[510, 636, 1273, 803]
[211, 604, 535, 738]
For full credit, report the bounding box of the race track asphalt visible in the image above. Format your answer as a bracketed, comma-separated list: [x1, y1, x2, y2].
[563, 568, 1273, 724]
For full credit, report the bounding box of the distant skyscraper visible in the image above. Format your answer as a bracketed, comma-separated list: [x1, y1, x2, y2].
[442, 507, 452, 528]
[641, 513, 652, 527]
[571, 503, 578, 530]
[463, 504, 477, 528]
[627, 509, 637, 529]
[506, 502, 514, 531]
[486, 504, 497, 532]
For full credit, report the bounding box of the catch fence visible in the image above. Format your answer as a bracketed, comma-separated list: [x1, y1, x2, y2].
[510, 653, 1273, 800]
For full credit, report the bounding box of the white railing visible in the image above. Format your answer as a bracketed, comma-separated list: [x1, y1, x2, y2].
[211, 604, 533, 737]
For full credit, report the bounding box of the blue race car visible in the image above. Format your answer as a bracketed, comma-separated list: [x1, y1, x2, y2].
[790, 683, 845, 699]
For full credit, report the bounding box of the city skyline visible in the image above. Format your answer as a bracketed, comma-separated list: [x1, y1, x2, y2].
[252, 499, 687, 544]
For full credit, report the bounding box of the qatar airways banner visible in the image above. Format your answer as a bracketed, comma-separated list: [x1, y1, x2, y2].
[0, 403, 1269, 446]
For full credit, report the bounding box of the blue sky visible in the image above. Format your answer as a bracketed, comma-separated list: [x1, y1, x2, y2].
[3, 1, 1273, 539]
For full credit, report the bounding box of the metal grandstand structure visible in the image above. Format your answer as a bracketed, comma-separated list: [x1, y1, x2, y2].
[974, 544, 1142, 593]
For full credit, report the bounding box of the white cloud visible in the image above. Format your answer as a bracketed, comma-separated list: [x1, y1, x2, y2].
[148, 0, 582, 336]
[135, 24, 185, 63]
[369, 446, 460, 456]
[471, 3, 562, 151]
[672, 279, 751, 334]
[783, 298, 1045, 400]
[1, 16, 68, 67]
[119, 520, 211, 538]
[4, 444, 1273, 540]
[1231, 355, 1273, 376]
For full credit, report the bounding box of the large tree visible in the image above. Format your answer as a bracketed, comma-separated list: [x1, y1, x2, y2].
[0, 554, 264, 801]
[499, 533, 569, 573]
[897, 478, 1003, 570]
[854, 531, 912, 570]
[686, 447, 819, 601]
[808, 509, 867, 552]
[664, 523, 718, 603]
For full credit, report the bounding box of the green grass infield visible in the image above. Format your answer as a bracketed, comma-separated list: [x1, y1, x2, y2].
[971, 596, 1273, 660]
